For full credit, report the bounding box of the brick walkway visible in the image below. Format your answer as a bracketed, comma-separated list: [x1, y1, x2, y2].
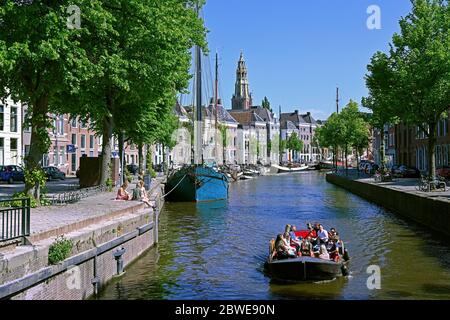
[339, 171, 450, 203]
[29, 191, 143, 235]
[1, 178, 165, 243]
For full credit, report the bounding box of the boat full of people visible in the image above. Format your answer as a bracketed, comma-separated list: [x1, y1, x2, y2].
[264, 223, 350, 281]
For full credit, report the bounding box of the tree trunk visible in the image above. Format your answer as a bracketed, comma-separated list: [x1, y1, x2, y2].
[356, 149, 359, 173]
[380, 128, 386, 170]
[118, 132, 124, 185]
[428, 122, 437, 180]
[345, 145, 348, 175]
[24, 96, 49, 203]
[138, 143, 144, 175]
[100, 114, 113, 185]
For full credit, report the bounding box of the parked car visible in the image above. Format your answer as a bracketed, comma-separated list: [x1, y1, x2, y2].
[0, 165, 25, 184]
[126, 164, 139, 175]
[43, 166, 66, 180]
[392, 165, 420, 178]
[436, 166, 450, 179]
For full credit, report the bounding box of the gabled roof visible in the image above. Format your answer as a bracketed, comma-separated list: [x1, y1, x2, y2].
[206, 104, 238, 124]
[228, 110, 265, 126]
[280, 110, 307, 127]
[281, 120, 298, 130]
[251, 105, 275, 122]
[301, 112, 318, 125]
[174, 102, 189, 119]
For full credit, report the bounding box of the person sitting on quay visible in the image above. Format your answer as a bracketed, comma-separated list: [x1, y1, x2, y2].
[132, 180, 151, 207]
[116, 182, 130, 201]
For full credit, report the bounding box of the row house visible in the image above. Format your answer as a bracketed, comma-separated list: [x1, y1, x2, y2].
[22, 106, 139, 175]
[372, 124, 396, 168]
[280, 110, 321, 163]
[0, 96, 22, 166]
[229, 109, 268, 165]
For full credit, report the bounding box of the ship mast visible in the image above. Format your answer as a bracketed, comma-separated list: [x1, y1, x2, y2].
[214, 52, 219, 163]
[194, 4, 203, 165]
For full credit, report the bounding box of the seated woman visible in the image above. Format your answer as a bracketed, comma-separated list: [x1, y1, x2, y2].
[275, 234, 296, 259]
[116, 182, 130, 200]
[136, 180, 151, 207]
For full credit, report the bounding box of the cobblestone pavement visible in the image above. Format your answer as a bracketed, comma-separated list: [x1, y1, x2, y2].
[29, 191, 144, 234]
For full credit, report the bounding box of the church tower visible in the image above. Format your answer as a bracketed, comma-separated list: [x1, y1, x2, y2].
[231, 52, 252, 110]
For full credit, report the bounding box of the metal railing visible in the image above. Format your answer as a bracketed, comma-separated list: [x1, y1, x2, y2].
[0, 198, 31, 242]
[43, 184, 109, 205]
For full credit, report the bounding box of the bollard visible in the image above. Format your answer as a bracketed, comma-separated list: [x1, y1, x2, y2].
[113, 247, 126, 277]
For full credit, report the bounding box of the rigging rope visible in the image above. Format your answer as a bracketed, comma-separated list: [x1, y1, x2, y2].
[160, 174, 188, 198]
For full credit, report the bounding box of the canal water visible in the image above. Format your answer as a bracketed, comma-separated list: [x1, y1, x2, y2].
[98, 172, 450, 300]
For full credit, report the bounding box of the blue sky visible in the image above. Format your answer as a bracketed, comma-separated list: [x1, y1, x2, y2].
[197, 0, 412, 120]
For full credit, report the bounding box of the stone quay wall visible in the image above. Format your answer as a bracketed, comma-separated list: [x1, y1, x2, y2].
[0, 181, 165, 300]
[326, 173, 450, 237]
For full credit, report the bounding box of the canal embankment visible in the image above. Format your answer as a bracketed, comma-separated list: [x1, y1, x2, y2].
[0, 178, 165, 300]
[326, 173, 450, 237]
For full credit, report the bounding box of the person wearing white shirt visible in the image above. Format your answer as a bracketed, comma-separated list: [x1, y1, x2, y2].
[317, 224, 329, 244]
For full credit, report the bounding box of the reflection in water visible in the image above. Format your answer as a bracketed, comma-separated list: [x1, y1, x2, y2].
[98, 172, 450, 300]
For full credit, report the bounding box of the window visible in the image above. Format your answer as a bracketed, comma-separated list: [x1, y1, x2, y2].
[81, 134, 86, 149]
[0, 105, 3, 131]
[11, 138, 18, 164]
[71, 117, 77, 128]
[89, 150, 94, 157]
[59, 146, 65, 165]
[71, 154, 76, 172]
[89, 135, 94, 149]
[10, 107, 17, 132]
[53, 146, 58, 165]
[0, 138, 4, 165]
[80, 120, 87, 129]
[23, 109, 31, 132]
[71, 134, 77, 145]
[58, 115, 64, 135]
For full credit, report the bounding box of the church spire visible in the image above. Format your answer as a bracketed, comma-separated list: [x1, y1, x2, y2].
[232, 51, 252, 110]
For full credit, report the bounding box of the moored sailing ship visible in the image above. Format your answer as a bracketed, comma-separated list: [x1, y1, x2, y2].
[165, 11, 229, 202]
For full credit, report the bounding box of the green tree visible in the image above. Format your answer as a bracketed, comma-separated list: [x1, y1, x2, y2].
[286, 132, 304, 162]
[0, 1, 101, 201]
[382, 0, 449, 179]
[218, 123, 228, 164]
[363, 52, 399, 170]
[262, 96, 272, 112]
[279, 139, 287, 164]
[60, 0, 206, 184]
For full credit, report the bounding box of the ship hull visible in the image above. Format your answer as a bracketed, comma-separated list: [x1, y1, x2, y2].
[165, 166, 229, 202]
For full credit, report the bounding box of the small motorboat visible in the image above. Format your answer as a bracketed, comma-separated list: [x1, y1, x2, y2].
[264, 229, 350, 282]
[271, 164, 309, 173]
